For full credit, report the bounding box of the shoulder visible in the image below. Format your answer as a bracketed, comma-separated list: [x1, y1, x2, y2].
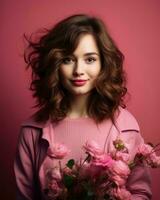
[111, 107, 145, 159]
[19, 113, 54, 146]
[115, 106, 140, 132]
[21, 113, 47, 129]
[18, 114, 46, 143]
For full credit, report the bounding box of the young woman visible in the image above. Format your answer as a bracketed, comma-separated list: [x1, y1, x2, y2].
[14, 14, 152, 199]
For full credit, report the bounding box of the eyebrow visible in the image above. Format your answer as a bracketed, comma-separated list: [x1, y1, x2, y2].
[72, 52, 99, 57]
[83, 52, 99, 56]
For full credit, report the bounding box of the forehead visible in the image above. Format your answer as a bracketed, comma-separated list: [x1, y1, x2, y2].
[73, 34, 99, 55]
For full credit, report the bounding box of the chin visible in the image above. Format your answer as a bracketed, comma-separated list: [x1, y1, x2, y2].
[71, 90, 92, 96]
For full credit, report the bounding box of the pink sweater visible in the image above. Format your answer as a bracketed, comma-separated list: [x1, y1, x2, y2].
[14, 107, 152, 199]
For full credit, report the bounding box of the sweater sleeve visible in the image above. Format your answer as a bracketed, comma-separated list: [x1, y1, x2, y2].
[120, 131, 152, 200]
[14, 127, 40, 200]
[113, 108, 152, 199]
[127, 163, 152, 200]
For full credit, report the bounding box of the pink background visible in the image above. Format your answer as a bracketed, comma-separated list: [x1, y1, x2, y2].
[1, 0, 160, 199]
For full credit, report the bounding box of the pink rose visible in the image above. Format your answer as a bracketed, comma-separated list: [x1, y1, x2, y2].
[112, 160, 130, 178]
[112, 174, 126, 186]
[79, 162, 91, 177]
[83, 140, 103, 158]
[115, 187, 132, 200]
[138, 143, 153, 156]
[88, 164, 103, 178]
[63, 167, 71, 174]
[137, 143, 160, 167]
[92, 154, 114, 168]
[46, 167, 62, 181]
[115, 152, 130, 163]
[148, 152, 160, 167]
[47, 143, 69, 159]
[48, 180, 63, 198]
[80, 161, 102, 178]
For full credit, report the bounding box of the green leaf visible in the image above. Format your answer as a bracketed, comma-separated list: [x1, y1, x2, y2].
[66, 159, 75, 169]
[63, 174, 75, 188]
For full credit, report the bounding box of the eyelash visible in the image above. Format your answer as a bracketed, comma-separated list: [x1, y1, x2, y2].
[62, 57, 97, 64]
[86, 57, 96, 63]
[62, 57, 74, 64]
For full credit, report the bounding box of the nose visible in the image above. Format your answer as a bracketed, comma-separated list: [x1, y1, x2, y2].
[73, 60, 84, 77]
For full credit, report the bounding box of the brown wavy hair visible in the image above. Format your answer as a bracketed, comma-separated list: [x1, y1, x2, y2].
[24, 14, 127, 124]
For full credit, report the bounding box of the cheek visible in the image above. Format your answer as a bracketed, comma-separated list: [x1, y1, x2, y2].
[89, 64, 101, 78]
[59, 67, 70, 79]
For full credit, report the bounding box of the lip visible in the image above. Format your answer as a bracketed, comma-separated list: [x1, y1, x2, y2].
[71, 79, 88, 86]
[72, 79, 87, 81]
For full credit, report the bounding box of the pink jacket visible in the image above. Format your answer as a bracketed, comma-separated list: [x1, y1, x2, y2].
[14, 108, 152, 200]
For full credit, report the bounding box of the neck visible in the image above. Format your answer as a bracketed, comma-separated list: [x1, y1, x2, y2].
[67, 94, 89, 118]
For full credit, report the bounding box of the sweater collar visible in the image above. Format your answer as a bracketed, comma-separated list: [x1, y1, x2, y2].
[21, 107, 140, 145]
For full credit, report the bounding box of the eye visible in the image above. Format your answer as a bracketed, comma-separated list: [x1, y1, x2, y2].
[62, 57, 74, 64]
[85, 57, 97, 64]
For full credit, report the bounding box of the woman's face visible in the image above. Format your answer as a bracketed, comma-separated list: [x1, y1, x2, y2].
[59, 34, 101, 97]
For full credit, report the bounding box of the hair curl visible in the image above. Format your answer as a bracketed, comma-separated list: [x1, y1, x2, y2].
[24, 14, 127, 124]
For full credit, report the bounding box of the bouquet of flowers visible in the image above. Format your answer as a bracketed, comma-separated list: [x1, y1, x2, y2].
[44, 140, 160, 200]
